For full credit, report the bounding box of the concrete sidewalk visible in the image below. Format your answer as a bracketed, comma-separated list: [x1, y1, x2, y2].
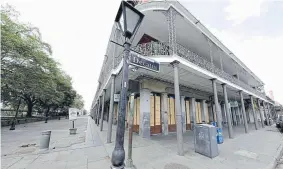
[2, 116, 282, 169]
[1, 116, 111, 169]
[89, 117, 283, 169]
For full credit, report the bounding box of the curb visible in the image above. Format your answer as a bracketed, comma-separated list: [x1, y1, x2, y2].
[265, 143, 283, 169]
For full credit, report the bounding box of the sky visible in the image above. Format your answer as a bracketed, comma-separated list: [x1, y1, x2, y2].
[3, 0, 283, 110]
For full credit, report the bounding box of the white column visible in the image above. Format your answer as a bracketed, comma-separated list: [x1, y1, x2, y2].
[208, 102, 213, 122]
[181, 96, 186, 133]
[212, 79, 222, 128]
[189, 98, 196, 130]
[236, 106, 240, 126]
[161, 93, 169, 135]
[250, 95, 258, 130]
[201, 100, 206, 123]
[221, 103, 227, 125]
[172, 61, 184, 156]
[139, 88, 151, 138]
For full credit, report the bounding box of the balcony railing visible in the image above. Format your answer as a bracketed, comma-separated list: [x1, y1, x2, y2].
[133, 41, 172, 56]
[131, 42, 266, 99]
[95, 41, 265, 103]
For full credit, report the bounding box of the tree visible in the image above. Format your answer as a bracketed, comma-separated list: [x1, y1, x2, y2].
[1, 4, 53, 117]
[71, 94, 85, 110]
[37, 69, 73, 122]
[1, 5, 78, 127]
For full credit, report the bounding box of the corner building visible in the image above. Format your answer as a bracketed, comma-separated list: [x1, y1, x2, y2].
[91, 1, 275, 141]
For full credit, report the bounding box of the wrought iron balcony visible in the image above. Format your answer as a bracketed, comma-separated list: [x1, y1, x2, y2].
[95, 41, 265, 103]
[131, 42, 266, 99]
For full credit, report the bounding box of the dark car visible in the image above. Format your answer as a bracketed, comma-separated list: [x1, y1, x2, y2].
[276, 115, 283, 128]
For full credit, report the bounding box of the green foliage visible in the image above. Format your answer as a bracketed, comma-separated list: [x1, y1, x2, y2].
[1, 4, 82, 117]
[71, 94, 85, 110]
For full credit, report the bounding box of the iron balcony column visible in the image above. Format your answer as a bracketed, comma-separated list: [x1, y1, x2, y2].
[190, 98, 196, 130]
[257, 99, 265, 128]
[100, 89, 106, 131]
[239, 91, 248, 133]
[171, 60, 184, 156]
[250, 95, 258, 130]
[222, 84, 233, 138]
[97, 98, 101, 126]
[211, 79, 222, 128]
[200, 100, 207, 123]
[263, 101, 270, 126]
[107, 75, 116, 143]
[161, 93, 169, 135]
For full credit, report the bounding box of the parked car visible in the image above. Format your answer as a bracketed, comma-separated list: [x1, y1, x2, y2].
[276, 115, 283, 128]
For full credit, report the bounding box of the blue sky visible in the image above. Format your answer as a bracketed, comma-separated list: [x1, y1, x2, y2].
[5, 0, 283, 109]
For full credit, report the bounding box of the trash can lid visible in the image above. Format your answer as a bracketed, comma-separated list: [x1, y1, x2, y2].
[42, 130, 51, 135]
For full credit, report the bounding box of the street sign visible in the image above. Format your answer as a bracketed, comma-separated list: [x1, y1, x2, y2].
[69, 108, 78, 121]
[114, 94, 120, 102]
[129, 51, 160, 72]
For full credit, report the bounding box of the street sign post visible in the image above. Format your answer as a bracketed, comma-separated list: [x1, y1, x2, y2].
[129, 51, 160, 72]
[68, 108, 78, 135]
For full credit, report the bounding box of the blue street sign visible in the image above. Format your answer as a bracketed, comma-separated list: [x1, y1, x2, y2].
[129, 51, 160, 72]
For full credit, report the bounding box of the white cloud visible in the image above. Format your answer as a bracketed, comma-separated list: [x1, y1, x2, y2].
[224, 0, 267, 25]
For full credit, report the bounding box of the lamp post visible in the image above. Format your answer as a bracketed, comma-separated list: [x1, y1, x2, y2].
[111, 1, 144, 169]
[126, 93, 135, 168]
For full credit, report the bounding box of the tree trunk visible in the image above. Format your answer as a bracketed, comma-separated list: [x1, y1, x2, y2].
[10, 99, 21, 130]
[26, 102, 33, 117]
[45, 107, 50, 123]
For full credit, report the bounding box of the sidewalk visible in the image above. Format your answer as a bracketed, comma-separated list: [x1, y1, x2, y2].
[2, 116, 282, 169]
[1, 116, 111, 169]
[89, 118, 283, 169]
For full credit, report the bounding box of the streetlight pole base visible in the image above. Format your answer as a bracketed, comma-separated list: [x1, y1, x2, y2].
[111, 164, 125, 169]
[125, 159, 135, 169]
[125, 165, 136, 169]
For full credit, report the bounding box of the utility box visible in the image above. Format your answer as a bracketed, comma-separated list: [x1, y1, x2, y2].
[194, 124, 219, 158]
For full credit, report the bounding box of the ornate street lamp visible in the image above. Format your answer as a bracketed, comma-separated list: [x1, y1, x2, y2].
[111, 1, 144, 169]
[115, 1, 144, 39]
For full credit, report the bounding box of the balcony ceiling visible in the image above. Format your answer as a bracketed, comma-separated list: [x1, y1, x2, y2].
[125, 63, 249, 101]
[130, 8, 262, 88]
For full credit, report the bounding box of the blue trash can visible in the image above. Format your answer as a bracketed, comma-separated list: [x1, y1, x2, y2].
[210, 122, 223, 144]
[216, 127, 224, 144]
[211, 122, 217, 127]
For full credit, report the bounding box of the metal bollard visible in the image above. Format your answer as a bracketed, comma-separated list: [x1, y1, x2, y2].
[40, 130, 51, 150]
